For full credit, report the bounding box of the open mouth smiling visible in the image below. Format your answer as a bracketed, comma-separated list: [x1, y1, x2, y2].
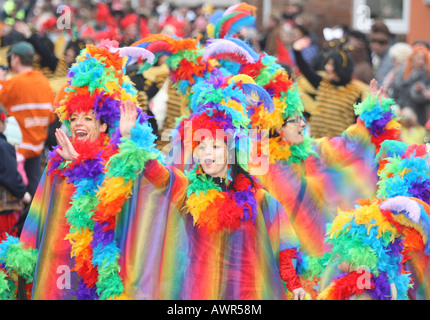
[75, 130, 88, 139]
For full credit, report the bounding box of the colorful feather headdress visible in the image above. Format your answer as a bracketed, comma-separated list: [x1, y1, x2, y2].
[203, 37, 303, 134]
[176, 71, 273, 171]
[206, 2, 257, 39]
[55, 40, 155, 137]
[132, 34, 219, 96]
[315, 142, 430, 300]
[203, 2, 306, 134]
[318, 195, 430, 300]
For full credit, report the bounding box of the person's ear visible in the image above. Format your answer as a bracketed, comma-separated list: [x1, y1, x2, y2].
[100, 122, 108, 133]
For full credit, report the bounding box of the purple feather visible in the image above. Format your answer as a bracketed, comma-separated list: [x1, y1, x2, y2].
[64, 158, 104, 182]
[94, 94, 121, 129]
[233, 189, 258, 224]
[369, 111, 392, 136]
[409, 180, 430, 203]
[73, 279, 98, 300]
[369, 272, 391, 300]
[91, 221, 115, 247]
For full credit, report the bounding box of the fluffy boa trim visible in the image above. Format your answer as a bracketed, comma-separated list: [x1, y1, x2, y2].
[185, 165, 260, 234]
[267, 135, 319, 165]
[0, 235, 38, 300]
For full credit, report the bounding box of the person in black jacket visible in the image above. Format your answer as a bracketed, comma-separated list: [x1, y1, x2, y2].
[0, 104, 31, 240]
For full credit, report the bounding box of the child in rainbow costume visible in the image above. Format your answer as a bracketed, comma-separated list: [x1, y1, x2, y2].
[313, 142, 430, 300]
[0, 40, 190, 300]
[135, 70, 305, 300]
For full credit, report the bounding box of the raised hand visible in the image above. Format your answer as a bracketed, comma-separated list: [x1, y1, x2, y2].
[369, 78, 378, 97]
[293, 36, 312, 52]
[120, 100, 138, 139]
[55, 128, 79, 160]
[369, 78, 384, 106]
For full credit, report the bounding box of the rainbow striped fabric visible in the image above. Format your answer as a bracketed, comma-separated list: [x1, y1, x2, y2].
[180, 188, 299, 300]
[19, 163, 189, 299]
[257, 122, 379, 258]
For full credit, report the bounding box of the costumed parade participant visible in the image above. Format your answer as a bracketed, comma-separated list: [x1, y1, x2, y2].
[314, 142, 430, 300]
[203, 35, 401, 297]
[175, 72, 305, 300]
[0, 40, 189, 300]
[133, 70, 305, 300]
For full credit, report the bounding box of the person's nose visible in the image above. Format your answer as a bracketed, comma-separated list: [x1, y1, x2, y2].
[75, 115, 85, 126]
[299, 118, 306, 127]
[204, 145, 214, 156]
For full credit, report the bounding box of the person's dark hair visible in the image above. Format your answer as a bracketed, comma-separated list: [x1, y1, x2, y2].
[41, 35, 55, 52]
[0, 103, 8, 118]
[347, 29, 373, 64]
[325, 50, 354, 85]
[413, 40, 430, 50]
[7, 53, 11, 69]
[66, 39, 85, 58]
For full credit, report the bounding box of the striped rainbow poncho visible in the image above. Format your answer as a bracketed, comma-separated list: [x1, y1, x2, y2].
[4, 121, 189, 300]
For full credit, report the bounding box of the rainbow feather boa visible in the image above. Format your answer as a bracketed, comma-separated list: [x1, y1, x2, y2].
[45, 119, 157, 300]
[93, 119, 158, 299]
[354, 92, 400, 153]
[267, 135, 319, 165]
[316, 196, 430, 300]
[185, 165, 260, 234]
[47, 133, 118, 299]
[0, 234, 38, 300]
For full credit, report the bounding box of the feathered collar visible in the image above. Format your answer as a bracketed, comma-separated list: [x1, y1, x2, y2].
[185, 165, 261, 234]
[46, 133, 119, 300]
[268, 135, 318, 165]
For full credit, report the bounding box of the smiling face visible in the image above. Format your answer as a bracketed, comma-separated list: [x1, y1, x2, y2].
[277, 115, 306, 145]
[69, 111, 107, 142]
[195, 137, 229, 178]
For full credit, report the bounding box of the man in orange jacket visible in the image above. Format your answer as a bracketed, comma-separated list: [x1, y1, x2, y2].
[0, 41, 55, 203]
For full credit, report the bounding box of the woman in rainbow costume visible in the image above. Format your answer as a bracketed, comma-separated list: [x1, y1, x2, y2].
[314, 142, 430, 300]
[0, 40, 190, 300]
[134, 70, 305, 300]
[202, 37, 402, 297]
[205, 39, 399, 249]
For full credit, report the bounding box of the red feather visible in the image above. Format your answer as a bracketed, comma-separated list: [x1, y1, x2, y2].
[219, 12, 248, 39]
